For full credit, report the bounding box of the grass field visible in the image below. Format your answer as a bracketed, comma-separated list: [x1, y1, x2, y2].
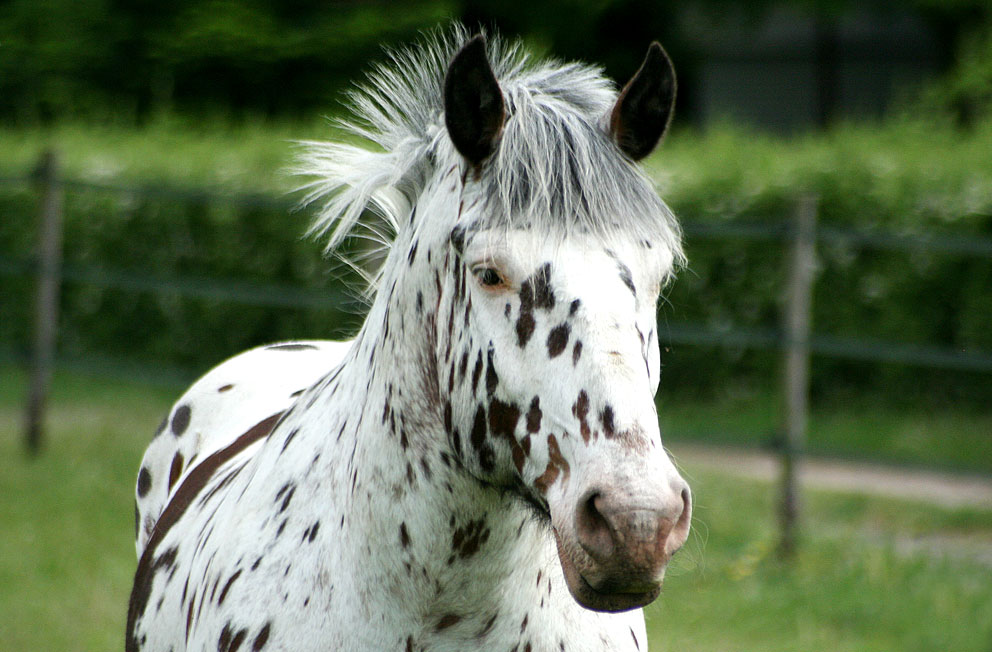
[658, 388, 992, 474]
[1, 368, 991, 652]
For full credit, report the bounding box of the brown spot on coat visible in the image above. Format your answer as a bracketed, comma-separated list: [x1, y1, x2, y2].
[219, 624, 248, 652]
[169, 452, 185, 490]
[572, 391, 591, 442]
[490, 399, 526, 472]
[186, 595, 196, 641]
[451, 519, 491, 560]
[617, 261, 637, 296]
[600, 405, 616, 438]
[531, 263, 555, 309]
[218, 569, 242, 605]
[470, 405, 487, 451]
[525, 397, 542, 434]
[435, 613, 461, 631]
[487, 399, 519, 442]
[252, 623, 271, 651]
[137, 467, 152, 497]
[471, 351, 483, 394]
[485, 348, 499, 396]
[515, 311, 536, 347]
[534, 434, 570, 494]
[171, 404, 192, 436]
[477, 612, 499, 638]
[546, 323, 570, 358]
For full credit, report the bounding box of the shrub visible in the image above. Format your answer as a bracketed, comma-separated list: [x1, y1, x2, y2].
[2, 117, 990, 405]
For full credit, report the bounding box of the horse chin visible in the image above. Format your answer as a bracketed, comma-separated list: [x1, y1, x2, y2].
[552, 529, 663, 613]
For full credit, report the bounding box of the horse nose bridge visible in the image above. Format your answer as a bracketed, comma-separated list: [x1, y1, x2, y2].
[581, 323, 652, 390]
[573, 440, 687, 523]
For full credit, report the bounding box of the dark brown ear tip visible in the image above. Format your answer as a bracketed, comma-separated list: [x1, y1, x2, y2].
[644, 42, 673, 74]
[448, 34, 487, 78]
[452, 34, 489, 66]
[609, 41, 677, 162]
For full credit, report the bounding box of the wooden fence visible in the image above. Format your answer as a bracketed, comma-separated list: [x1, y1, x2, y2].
[5, 149, 992, 555]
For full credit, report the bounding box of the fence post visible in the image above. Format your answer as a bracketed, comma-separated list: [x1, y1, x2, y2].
[24, 149, 64, 456]
[778, 194, 817, 558]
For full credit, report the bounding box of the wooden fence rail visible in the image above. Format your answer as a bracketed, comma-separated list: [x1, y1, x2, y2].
[5, 152, 991, 554]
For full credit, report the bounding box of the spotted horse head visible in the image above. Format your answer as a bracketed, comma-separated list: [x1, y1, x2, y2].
[434, 35, 691, 612]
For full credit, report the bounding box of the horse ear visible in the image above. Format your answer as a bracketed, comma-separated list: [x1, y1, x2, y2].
[609, 42, 676, 161]
[444, 34, 506, 166]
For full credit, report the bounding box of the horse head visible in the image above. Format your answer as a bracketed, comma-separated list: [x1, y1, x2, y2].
[435, 34, 691, 612]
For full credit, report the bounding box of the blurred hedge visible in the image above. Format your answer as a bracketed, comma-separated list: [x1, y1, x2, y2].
[652, 118, 992, 406]
[2, 117, 991, 405]
[0, 183, 367, 374]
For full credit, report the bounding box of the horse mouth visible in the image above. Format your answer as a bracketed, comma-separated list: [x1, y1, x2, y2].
[552, 529, 663, 612]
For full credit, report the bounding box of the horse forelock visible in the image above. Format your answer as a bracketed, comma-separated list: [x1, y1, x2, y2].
[296, 24, 684, 298]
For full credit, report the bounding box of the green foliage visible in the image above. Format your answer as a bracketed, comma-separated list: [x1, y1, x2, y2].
[3, 0, 992, 125]
[920, 25, 992, 125]
[0, 119, 370, 373]
[0, 0, 456, 121]
[650, 118, 992, 406]
[0, 116, 329, 192]
[0, 185, 364, 372]
[1, 116, 991, 407]
[0, 371, 176, 651]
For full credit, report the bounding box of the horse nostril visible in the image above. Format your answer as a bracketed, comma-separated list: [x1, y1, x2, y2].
[575, 491, 615, 562]
[573, 483, 691, 577]
[665, 485, 693, 556]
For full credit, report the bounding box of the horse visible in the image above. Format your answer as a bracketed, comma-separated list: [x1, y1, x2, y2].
[127, 27, 691, 652]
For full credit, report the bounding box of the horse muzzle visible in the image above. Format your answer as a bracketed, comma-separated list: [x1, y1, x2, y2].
[551, 477, 692, 612]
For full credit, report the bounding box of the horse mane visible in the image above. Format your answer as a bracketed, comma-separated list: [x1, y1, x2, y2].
[296, 25, 684, 292]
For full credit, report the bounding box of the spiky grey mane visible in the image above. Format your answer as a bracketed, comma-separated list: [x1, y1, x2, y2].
[297, 25, 683, 290]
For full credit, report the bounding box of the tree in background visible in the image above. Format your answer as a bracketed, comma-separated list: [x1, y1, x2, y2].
[0, 0, 454, 122]
[0, 0, 990, 122]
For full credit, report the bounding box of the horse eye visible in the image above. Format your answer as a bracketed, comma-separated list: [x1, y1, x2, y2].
[475, 267, 504, 288]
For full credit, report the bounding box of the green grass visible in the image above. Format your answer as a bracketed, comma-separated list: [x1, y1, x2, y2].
[647, 471, 992, 652]
[658, 388, 992, 474]
[2, 367, 991, 651]
[0, 369, 175, 652]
